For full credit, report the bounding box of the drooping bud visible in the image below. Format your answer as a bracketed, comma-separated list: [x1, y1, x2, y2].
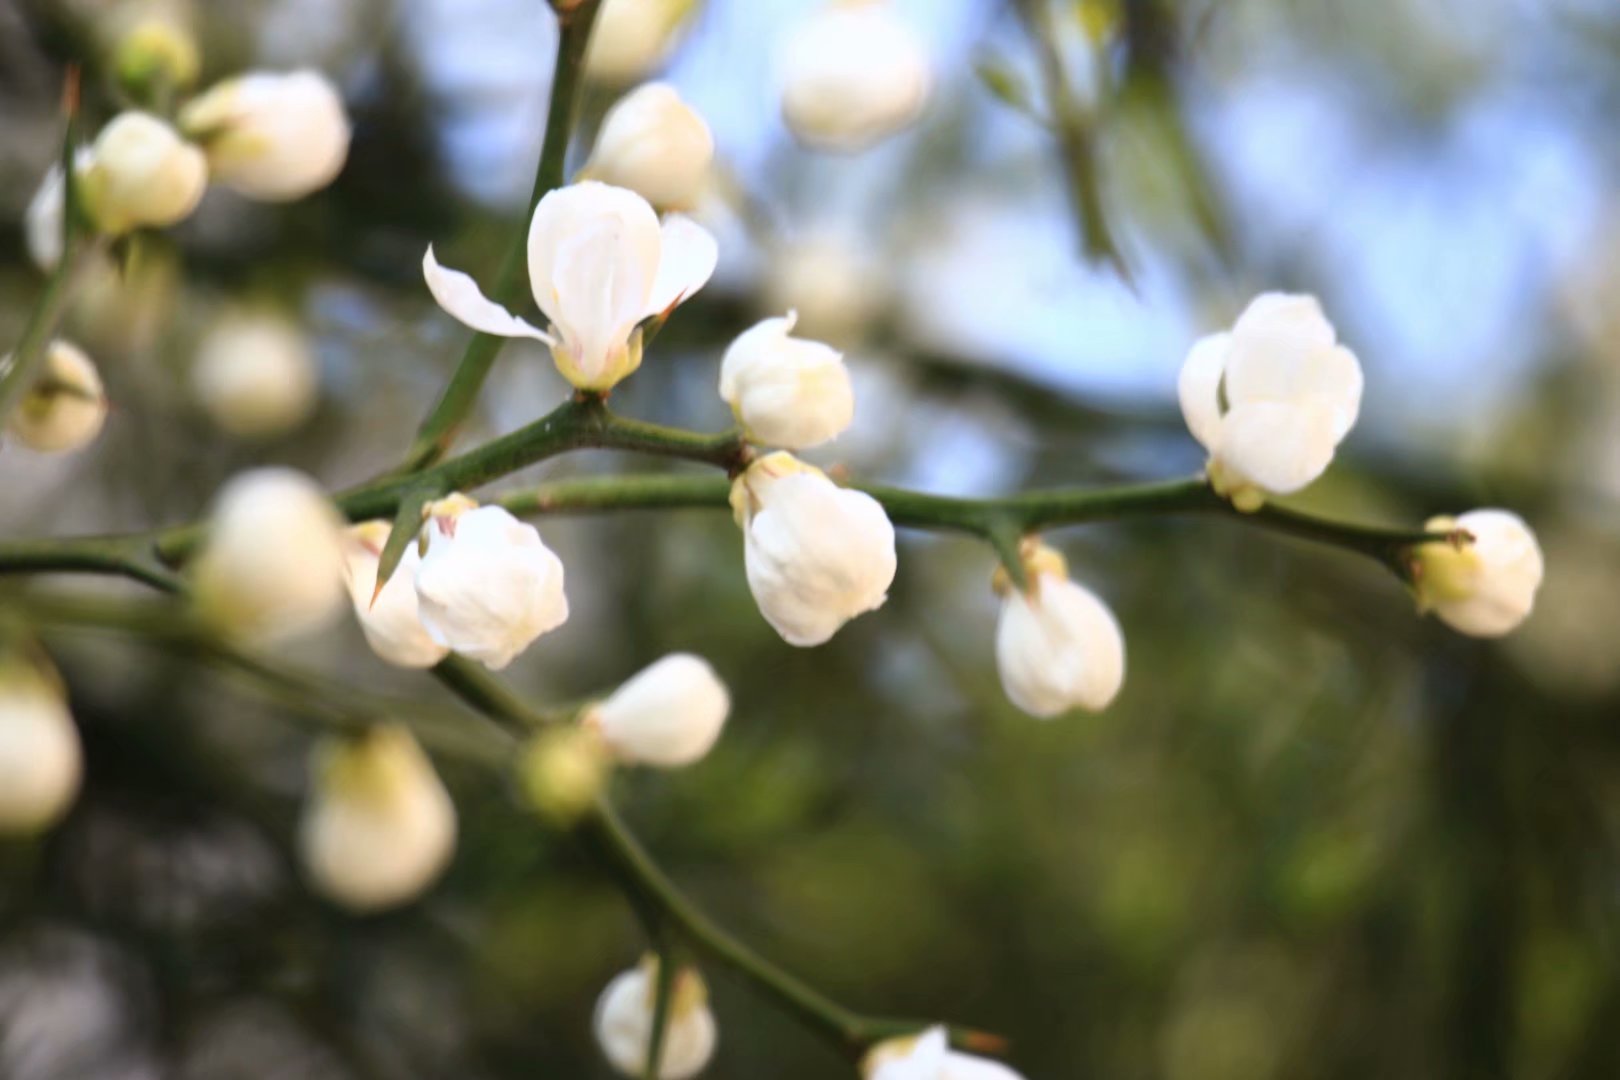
[0, 654, 83, 835]
[298, 725, 457, 912]
[190, 311, 319, 437]
[342, 522, 451, 669]
[719, 312, 854, 449]
[78, 111, 208, 235]
[994, 540, 1125, 718]
[1412, 510, 1544, 637]
[585, 0, 700, 86]
[3, 340, 108, 453]
[180, 70, 351, 202]
[191, 468, 348, 645]
[863, 1026, 1024, 1080]
[779, 1, 932, 153]
[582, 82, 714, 211]
[593, 956, 718, 1080]
[518, 726, 610, 826]
[585, 654, 729, 768]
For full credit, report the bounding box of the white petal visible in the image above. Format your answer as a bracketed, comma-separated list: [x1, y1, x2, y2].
[647, 213, 718, 317]
[423, 246, 554, 343]
[1432, 510, 1544, 637]
[1217, 401, 1339, 495]
[996, 574, 1125, 718]
[596, 654, 730, 767]
[528, 181, 661, 333]
[1177, 331, 1229, 453]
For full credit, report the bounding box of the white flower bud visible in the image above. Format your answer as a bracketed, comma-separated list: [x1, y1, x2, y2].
[1178, 293, 1363, 511]
[763, 232, 886, 345]
[78, 111, 207, 235]
[24, 163, 70, 272]
[583, 82, 714, 211]
[190, 311, 319, 437]
[587, 653, 729, 768]
[719, 312, 854, 450]
[3, 340, 108, 453]
[1413, 510, 1544, 637]
[191, 468, 347, 644]
[180, 70, 350, 201]
[413, 500, 569, 671]
[994, 542, 1124, 718]
[594, 957, 717, 1080]
[110, 13, 201, 94]
[342, 522, 451, 670]
[779, 1, 931, 153]
[731, 452, 897, 646]
[864, 1027, 1024, 1080]
[299, 726, 456, 912]
[423, 181, 717, 391]
[0, 658, 82, 835]
[585, 0, 699, 85]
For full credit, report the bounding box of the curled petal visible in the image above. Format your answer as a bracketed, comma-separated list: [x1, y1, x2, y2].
[422, 246, 554, 344]
[647, 214, 718, 317]
[1177, 331, 1229, 454]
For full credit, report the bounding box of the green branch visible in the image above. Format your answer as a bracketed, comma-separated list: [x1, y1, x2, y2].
[398, 0, 605, 472]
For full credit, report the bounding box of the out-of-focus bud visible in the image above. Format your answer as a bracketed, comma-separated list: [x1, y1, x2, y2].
[581, 82, 714, 211]
[763, 232, 886, 345]
[993, 540, 1125, 718]
[342, 522, 451, 669]
[299, 726, 457, 912]
[519, 726, 610, 826]
[3, 340, 108, 453]
[112, 14, 201, 98]
[0, 655, 82, 835]
[78, 111, 208, 235]
[730, 451, 897, 646]
[585, 0, 700, 86]
[191, 468, 347, 644]
[1413, 510, 1544, 637]
[413, 499, 569, 671]
[779, 1, 931, 153]
[585, 654, 729, 768]
[190, 311, 319, 437]
[719, 312, 854, 449]
[864, 1026, 1024, 1080]
[594, 957, 718, 1080]
[180, 70, 350, 202]
[24, 163, 73, 272]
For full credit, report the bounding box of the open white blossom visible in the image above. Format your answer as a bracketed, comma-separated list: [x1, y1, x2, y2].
[779, 1, 931, 152]
[719, 312, 854, 449]
[731, 452, 897, 646]
[342, 522, 451, 669]
[191, 468, 347, 644]
[413, 499, 569, 671]
[594, 958, 717, 1080]
[180, 70, 351, 201]
[3, 340, 107, 453]
[423, 181, 717, 391]
[587, 653, 730, 768]
[0, 658, 82, 835]
[190, 312, 319, 437]
[995, 542, 1125, 718]
[78, 111, 207, 235]
[583, 82, 713, 210]
[299, 726, 456, 912]
[1179, 293, 1363, 511]
[1413, 510, 1544, 637]
[864, 1027, 1025, 1080]
[585, 0, 698, 85]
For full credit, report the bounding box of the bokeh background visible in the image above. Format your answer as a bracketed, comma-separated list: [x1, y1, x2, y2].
[4, 0, 1620, 1077]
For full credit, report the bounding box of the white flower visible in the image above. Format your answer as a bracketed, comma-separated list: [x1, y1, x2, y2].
[585, 0, 698, 85]
[587, 653, 729, 768]
[719, 312, 854, 449]
[594, 958, 717, 1080]
[763, 232, 886, 345]
[583, 82, 714, 210]
[779, 1, 931, 152]
[731, 452, 897, 646]
[1413, 510, 1544, 637]
[994, 541, 1125, 718]
[298, 726, 456, 912]
[0, 658, 82, 835]
[423, 181, 717, 391]
[179, 70, 351, 201]
[78, 111, 208, 235]
[191, 468, 348, 644]
[413, 500, 569, 671]
[190, 311, 319, 437]
[1178, 293, 1363, 511]
[342, 522, 451, 669]
[3, 340, 108, 453]
[24, 162, 73, 271]
[864, 1027, 1024, 1080]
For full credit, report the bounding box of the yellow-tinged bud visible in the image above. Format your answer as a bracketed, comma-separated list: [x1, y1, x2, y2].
[519, 727, 610, 826]
[0, 654, 83, 835]
[113, 17, 201, 96]
[78, 111, 208, 236]
[3, 340, 108, 453]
